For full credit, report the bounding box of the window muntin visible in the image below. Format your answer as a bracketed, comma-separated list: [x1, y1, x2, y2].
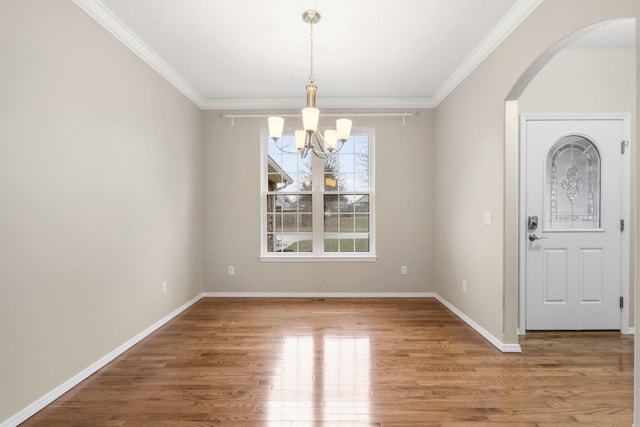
[262, 130, 374, 258]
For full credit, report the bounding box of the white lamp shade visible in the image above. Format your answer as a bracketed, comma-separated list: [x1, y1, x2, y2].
[268, 116, 284, 140]
[336, 118, 352, 141]
[302, 107, 319, 132]
[294, 130, 306, 149]
[324, 129, 338, 151]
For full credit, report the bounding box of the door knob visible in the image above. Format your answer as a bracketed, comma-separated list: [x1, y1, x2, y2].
[528, 233, 547, 242]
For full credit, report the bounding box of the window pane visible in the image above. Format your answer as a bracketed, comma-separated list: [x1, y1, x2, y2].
[268, 136, 312, 192]
[296, 233, 313, 252]
[339, 215, 355, 231]
[299, 213, 312, 232]
[355, 214, 369, 232]
[324, 175, 339, 191]
[324, 235, 368, 253]
[324, 195, 339, 215]
[324, 154, 341, 191]
[323, 193, 370, 253]
[297, 195, 313, 213]
[268, 194, 287, 212]
[354, 196, 369, 213]
[338, 154, 355, 175]
[354, 136, 369, 154]
[281, 233, 312, 252]
[324, 235, 338, 252]
[339, 238, 355, 252]
[545, 135, 601, 229]
[357, 238, 370, 252]
[266, 193, 313, 252]
[324, 214, 339, 233]
[266, 214, 277, 232]
[281, 214, 297, 231]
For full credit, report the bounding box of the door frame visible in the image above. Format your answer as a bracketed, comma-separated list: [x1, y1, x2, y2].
[518, 113, 631, 334]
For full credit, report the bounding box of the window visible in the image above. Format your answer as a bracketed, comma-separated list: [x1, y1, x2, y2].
[545, 135, 601, 230]
[261, 129, 375, 260]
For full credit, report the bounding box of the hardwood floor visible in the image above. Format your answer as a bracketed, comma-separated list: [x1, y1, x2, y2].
[22, 298, 633, 426]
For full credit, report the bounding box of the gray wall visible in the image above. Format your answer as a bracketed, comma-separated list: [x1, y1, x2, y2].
[203, 111, 435, 293]
[519, 48, 635, 114]
[0, 1, 204, 420]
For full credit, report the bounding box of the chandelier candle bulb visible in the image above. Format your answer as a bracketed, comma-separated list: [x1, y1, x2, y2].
[336, 119, 352, 142]
[324, 129, 338, 151]
[268, 116, 284, 141]
[295, 130, 306, 150]
[302, 107, 319, 132]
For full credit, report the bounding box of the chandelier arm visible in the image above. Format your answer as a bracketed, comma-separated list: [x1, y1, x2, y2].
[304, 131, 344, 159]
[271, 137, 298, 155]
[302, 132, 325, 160]
[331, 141, 348, 155]
[309, 143, 329, 160]
[313, 129, 348, 155]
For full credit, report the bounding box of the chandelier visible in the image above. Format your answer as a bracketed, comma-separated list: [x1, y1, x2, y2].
[268, 10, 352, 159]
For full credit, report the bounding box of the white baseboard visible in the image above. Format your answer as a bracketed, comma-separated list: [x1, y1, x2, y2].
[1, 293, 204, 427]
[202, 291, 437, 298]
[434, 295, 522, 353]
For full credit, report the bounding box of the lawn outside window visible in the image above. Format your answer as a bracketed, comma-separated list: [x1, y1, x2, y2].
[260, 128, 376, 262]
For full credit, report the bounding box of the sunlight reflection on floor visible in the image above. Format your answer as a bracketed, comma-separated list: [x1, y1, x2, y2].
[267, 334, 371, 424]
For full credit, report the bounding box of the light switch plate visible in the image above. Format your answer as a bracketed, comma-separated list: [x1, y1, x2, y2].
[484, 211, 493, 225]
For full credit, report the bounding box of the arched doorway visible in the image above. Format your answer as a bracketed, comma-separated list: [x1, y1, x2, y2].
[504, 18, 635, 334]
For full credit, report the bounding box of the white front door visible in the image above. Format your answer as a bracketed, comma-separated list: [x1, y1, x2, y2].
[523, 116, 627, 330]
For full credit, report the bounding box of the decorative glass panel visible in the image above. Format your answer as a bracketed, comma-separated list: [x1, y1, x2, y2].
[545, 135, 600, 229]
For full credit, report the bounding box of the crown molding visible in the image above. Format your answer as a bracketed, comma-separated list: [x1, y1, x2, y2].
[74, 0, 541, 111]
[431, 0, 543, 106]
[201, 96, 437, 110]
[73, 0, 206, 108]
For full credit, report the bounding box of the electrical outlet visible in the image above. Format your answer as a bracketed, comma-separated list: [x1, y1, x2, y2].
[401, 266, 408, 276]
[462, 280, 467, 292]
[162, 282, 167, 295]
[228, 266, 235, 276]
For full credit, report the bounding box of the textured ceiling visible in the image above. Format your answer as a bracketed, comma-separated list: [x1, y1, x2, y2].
[73, 1, 634, 109]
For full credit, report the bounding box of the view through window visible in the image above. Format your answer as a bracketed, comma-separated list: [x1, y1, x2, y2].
[263, 130, 374, 258]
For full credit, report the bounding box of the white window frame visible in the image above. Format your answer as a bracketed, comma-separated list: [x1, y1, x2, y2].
[260, 127, 376, 262]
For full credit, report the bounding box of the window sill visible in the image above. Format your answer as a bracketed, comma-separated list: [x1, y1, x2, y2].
[260, 254, 377, 263]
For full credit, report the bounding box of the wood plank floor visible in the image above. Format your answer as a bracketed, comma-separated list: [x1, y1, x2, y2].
[22, 298, 633, 426]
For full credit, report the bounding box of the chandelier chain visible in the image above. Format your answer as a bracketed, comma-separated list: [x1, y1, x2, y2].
[309, 17, 314, 84]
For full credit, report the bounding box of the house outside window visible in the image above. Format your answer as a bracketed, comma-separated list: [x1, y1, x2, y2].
[261, 129, 375, 261]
